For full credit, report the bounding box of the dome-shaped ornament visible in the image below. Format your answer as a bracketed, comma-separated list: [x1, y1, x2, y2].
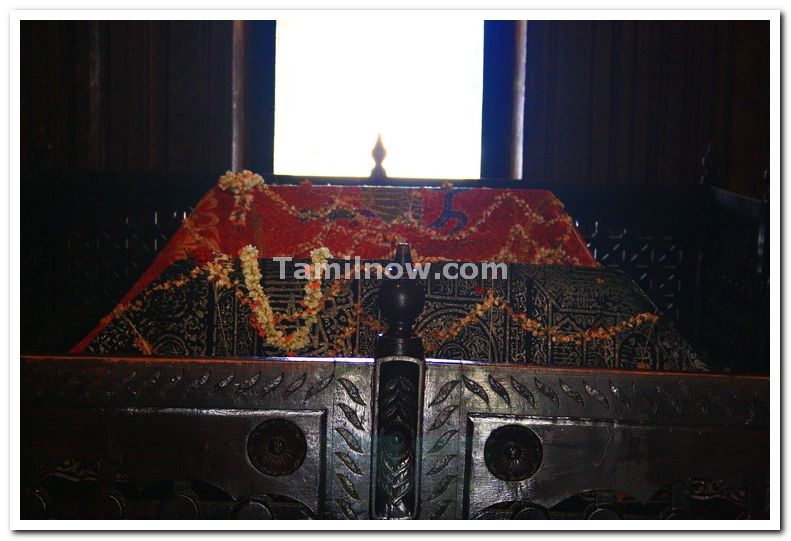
[247, 419, 307, 476]
[484, 425, 542, 482]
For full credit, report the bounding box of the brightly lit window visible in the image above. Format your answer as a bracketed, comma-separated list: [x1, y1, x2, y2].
[273, 18, 484, 179]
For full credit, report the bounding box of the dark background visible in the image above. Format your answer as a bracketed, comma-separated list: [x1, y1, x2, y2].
[19, 20, 770, 372]
[21, 20, 769, 195]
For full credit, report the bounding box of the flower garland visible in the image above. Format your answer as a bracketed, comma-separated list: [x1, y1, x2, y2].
[255, 179, 586, 266]
[181, 170, 591, 269]
[104, 242, 659, 358]
[421, 288, 659, 353]
[217, 170, 265, 224]
[239, 244, 332, 352]
[101, 167, 651, 359]
[103, 254, 232, 354]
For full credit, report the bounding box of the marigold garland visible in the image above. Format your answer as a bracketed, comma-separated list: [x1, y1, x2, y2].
[420, 288, 659, 353]
[212, 170, 579, 264]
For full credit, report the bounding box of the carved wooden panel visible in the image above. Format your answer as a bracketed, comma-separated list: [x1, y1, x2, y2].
[576, 220, 687, 323]
[20, 355, 769, 520]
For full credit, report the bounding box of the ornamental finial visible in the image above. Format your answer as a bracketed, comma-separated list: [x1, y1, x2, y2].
[374, 243, 425, 359]
[370, 134, 388, 180]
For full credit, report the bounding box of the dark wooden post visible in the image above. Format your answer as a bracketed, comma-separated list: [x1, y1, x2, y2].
[374, 243, 425, 359]
[371, 243, 426, 519]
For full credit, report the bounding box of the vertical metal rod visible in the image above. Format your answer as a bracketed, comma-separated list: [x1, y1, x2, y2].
[231, 21, 246, 172]
[510, 20, 528, 180]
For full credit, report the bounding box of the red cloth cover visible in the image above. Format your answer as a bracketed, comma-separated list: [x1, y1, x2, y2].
[73, 183, 596, 352]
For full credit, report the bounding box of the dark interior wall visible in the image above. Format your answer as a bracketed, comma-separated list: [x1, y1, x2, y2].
[20, 19, 769, 197]
[21, 20, 233, 177]
[522, 20, 769, 197]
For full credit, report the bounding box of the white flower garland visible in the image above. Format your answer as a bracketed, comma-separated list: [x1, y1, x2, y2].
[218, 170, 265, 224]
[203, 254, 235, 289]
[218, 170, 264, 193]
[239, 244, 332, 352]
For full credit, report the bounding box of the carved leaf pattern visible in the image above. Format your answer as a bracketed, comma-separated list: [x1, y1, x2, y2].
[509, 377, 535, 408]
[534, 377, 559, 407]
[338, 377, 366, 406]
[609, 380, 631, 412]
[720, 395, 734, 417]
[335, 451, 363, 475]
[678, 383, 707, 416]
[376, 374, 417, 517]
[742, 392, 756, 424]
[583, 380, 609, 409]
[85, 368, 113, 400]
[133, 371, 160, 397]
[338, 403, 365, 430]
[380, 450, 412, 512]
[336, 473, 361, 500]
[235, 371, 261, 395]
[336, 499, 356, 520]
[427, 429, 458, 454]
[116, 370, 139, 398]
[655, 385, 682, 414]
[184, 371, 210, 395]
[137, 370, 161, 391]
[559, 379, 583, 407]
[487, 375, 511, 406]
[159, 371, 183, 397]
[429, 380, 460, 407]
[214, 373, 234, 393]
[428, 405, 458, 431]
[428, 500, 454, 520]
[696, 398, 709, 416]
[379, 376, 416, 427]
[335, 427, 364, 453]
[462, 375, 489, 406]
[284, 373, 307, 399]
[631, 382, 658, 414]
[709, 392, 733, 417]
[426, 454, 456, 476]
[304, 372, 334, 402]
[425, 475, 455, 501]
[259, 372, 284, 399]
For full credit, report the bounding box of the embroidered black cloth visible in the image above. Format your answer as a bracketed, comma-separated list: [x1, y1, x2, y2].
[84, 260, 706, 371]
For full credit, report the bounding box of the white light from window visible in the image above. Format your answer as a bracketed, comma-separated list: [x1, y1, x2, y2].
[274, 18, 484, 179]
